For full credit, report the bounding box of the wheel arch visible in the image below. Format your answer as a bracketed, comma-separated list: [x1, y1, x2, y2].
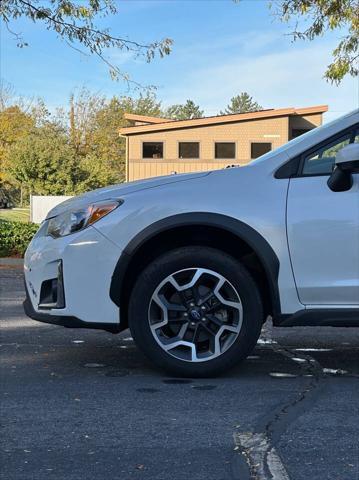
[110, 213, 281, 329]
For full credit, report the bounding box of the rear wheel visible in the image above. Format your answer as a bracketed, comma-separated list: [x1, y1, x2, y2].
[128, 246, 263, 377]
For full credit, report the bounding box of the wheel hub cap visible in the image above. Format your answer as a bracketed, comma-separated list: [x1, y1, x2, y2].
[189, 308, 201, 321]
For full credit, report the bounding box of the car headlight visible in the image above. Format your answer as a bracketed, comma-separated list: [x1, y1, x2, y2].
[47, 200, 121, 238]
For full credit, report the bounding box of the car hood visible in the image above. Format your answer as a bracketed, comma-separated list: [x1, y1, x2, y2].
[46, 171, 210, 218]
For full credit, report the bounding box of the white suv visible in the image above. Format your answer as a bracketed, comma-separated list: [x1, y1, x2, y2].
[24, 110, 359, 376]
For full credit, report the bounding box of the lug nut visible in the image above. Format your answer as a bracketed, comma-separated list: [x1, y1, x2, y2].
[201, 306, 206, 310]
[202, 317, 206, 321]
[190, 302, 195, 307]
[191, 322, 196, 326]
[184, 312, 188, 317]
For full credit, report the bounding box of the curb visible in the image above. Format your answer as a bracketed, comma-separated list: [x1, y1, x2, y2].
[0, 257, 24, 266]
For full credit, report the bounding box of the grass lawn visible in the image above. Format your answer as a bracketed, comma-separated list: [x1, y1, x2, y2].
[0, 208, 30, 223]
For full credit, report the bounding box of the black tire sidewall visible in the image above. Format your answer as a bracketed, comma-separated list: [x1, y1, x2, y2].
[129, 246, 263, 377]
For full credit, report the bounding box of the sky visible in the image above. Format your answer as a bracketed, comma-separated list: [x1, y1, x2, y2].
[1, 0, 358, 122]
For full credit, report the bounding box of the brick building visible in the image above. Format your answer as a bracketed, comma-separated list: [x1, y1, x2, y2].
[119, 105, 328, 181]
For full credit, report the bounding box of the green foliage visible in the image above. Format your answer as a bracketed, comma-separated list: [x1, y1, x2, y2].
[118, 93, 163, 118]
[1, 87, 171, 198]
[7, 124, 80, 196]
[273, 0, 359, 83]
[65, 89, 163, 184]
[1, 0, 172, 85]
[66, 89, 106, 157]
[220, 92, 263, 115]
[165, 100, 204, 120]
[75, 153, 118, 192]
[0, 105, 35, 186]
[0, 105, 35, 150]
[0, 88, 53, 198]
[91, 92, 162, 178]
[0, 220, 38, 257]
[6, 119, 121, 196]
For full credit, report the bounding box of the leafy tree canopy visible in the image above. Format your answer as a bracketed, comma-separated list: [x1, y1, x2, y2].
[6, 123, 79, 195]
[0, 106, 35, 152]
[6, 121, 118, 196]
[0, 0, 172, 85]
[0, 104, 36, 189]
[273, 0, 359, 83]
[91, 93, 162, 177]
[164, 100, 204, 120]
[119, 93, 163, 119]
[62, 88, 163, 181]
[220, 92, 263, 115]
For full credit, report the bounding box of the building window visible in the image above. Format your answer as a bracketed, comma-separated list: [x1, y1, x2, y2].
[178, 142, 200, 159]
[215, 142, 236, 159]
[251, 142, 272, 159]
[143, 142, 163, 159]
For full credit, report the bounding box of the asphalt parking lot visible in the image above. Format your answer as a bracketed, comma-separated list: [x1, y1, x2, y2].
[1, 264, 358, 480]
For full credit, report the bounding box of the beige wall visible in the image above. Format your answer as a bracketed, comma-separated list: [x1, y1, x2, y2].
[129, 161, 232, 180]
[127, 116, 291, 181]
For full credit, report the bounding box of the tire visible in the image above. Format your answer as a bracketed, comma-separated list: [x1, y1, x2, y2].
[128, 246, 263, 377]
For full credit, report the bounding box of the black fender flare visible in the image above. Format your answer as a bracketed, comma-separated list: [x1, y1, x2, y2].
[110, 212, 281, 317]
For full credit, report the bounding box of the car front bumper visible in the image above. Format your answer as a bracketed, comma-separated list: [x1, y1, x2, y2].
[23, 224, 123, 330]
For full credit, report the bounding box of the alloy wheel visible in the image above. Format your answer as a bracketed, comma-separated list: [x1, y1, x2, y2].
[148, 268, 243, 362]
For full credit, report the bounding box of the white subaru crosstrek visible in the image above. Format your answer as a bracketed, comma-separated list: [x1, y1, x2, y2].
[24, 110, 359, 377]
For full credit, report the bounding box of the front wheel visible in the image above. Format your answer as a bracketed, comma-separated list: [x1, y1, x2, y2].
[128, 246, 263, 377]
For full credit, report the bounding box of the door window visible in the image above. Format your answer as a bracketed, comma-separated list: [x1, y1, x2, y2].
[302, 134, 352, 176]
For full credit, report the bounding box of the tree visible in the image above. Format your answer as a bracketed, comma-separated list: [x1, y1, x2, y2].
[0, 86, 53, 204]
[0, 81, 17, 112]
[6, 121, 118, 198]
[0, 106, 35, 155]
[62, 90, 163, 182]
[7, 124, 79, 196]
[273, 0, 358, 84]
[119, 93, 163, 118]
[65, 88, 106, 156]
[0, 105, 36, 204]
[1, 0, 172, 85]
[164, 100, 204, 120]
[75, 152, 118, 192]
[220, 93, 262, 115]
[1, 87, 166, 202]
[90, 93, 163, 181]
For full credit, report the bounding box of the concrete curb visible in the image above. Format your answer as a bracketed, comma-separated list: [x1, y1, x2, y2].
[0, 257, 24, 266]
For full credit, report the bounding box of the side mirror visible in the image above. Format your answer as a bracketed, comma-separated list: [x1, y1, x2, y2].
[327, 143, 359, 192]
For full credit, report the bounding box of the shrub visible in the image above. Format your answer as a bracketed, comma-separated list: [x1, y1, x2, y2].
[0, 220, 39, 257]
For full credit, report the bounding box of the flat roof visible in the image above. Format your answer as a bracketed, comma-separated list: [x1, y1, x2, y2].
[124, 113, 172, 124]
[120, 105, 328, 136]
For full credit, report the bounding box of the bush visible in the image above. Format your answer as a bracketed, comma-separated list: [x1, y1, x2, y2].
[0, 220, 39, 257]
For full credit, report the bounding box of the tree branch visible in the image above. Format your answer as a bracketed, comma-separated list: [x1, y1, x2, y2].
[17, 0, 167, 52]
[2, 0, 173, 87]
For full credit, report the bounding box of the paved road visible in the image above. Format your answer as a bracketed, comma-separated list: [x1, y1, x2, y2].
[1, 265, 358, 480]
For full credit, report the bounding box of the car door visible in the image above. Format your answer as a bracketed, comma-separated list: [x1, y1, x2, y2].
[286, 126, 359, 306]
